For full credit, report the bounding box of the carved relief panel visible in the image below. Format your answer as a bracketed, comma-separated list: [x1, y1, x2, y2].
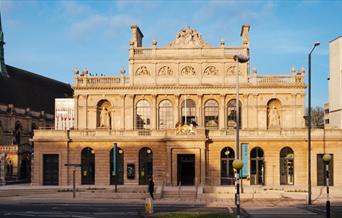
[135, 66, 151, 76]
[181, 66, 196, 76]
[203, 66, 218, 76]
[158, 66, 173, 76]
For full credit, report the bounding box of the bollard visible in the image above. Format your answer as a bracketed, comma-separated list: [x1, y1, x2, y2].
[145, 197, 153, 215]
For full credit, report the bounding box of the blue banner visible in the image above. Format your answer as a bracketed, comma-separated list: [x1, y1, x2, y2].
[241, 143, 248, 177]
[113, 143, 117, 176]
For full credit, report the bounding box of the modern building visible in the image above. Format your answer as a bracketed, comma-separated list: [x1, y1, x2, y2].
[0, 15, 73, 183]
[32, 25, 342, 190]
[327, 36, 342, 129]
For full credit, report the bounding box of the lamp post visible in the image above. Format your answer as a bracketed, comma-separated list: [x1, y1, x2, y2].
[233, 159, 244, 218]
[308, 41, 320, 205]
[322, 154, 332, 218]
[233, 54, 249, 218]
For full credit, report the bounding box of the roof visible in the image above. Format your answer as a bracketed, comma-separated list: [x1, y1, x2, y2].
[329, 36, 342, 43]
[0, 65, 73, 114]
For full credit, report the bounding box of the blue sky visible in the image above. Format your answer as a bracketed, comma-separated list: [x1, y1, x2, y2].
[1, 0, 341, 107]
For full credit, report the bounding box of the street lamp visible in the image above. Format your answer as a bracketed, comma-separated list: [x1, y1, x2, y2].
[322, 154, 332, 218]
[233, 54, 249, 218]
[308, 41, 320, 205]
[233, 159, 244, 218]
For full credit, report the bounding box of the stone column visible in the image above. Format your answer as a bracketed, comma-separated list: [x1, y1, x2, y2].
[166, 146, 172, 185]
[201, 146, 206, 185]
[174, 95, 180, 126]
[151, 95, 157, 129]
[121, 94, 126, 130]
[219, 94, 225, 129]
[197, 94, 203, 127]
[85, 95, 88, 129]
[74, 95, 78, 129]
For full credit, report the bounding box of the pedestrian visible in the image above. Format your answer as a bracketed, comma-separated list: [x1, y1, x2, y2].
[148, 177, 155, 200]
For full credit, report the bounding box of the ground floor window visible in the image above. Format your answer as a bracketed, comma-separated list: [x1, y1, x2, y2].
[317, 154, 334, 186]
[43, 154, 59, 185]
[81, 147, 95, 185]
[250, 147, 264, 185]
[139, 147, 153, 185]
[280, 147, 294, 185]
[220, 147, 235, 185]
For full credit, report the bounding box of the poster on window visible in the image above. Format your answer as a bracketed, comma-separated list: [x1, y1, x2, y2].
[240, 143, 248, 178]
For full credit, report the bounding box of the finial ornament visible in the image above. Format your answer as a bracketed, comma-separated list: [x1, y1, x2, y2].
[291, 66, 296, 73]
[120, 68, 126, 75]
[82, 67, 88, 76]
[220, 39, 225, 46]
[152, 39, 157, 46]
[74, 67, 79, 75]
[301, 66, 305, 74]
[253, 66, 257, 74]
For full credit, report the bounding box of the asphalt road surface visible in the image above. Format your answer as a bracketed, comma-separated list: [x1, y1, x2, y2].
[0, 202, 228, 218]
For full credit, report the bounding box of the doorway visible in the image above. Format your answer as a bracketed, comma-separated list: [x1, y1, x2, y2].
[177, 154, 195, 186]
[43, 154, 59, 185]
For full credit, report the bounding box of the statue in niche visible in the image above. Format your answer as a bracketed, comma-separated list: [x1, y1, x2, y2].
[268, 106, 280, 128]
[100, 107, 111, 128]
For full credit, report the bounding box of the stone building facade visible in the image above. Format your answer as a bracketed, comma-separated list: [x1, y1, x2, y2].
[32, 25, 342, 189]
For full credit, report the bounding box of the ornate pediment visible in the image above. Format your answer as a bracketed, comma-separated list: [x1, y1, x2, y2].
[167, 27, 210, 48]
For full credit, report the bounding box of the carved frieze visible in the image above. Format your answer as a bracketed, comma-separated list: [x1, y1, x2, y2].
[167, 27, 210, 48]
[181, 66, 196, 76]
[203, 66, 218, 76]
[226, 65, 242, 76]
[135, 66, 150, 76]
[158, 66, 173, 76]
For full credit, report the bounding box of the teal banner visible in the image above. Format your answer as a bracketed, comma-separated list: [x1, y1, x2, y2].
[241, 143, 248, 177]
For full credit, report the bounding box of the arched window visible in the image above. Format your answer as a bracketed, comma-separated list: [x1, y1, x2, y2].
[110, 147, 124, 185]
[220, 147, 235, 185]
[204, 100, 219, 129]
[227, 99, 241, 129]
[13, 121, 23, 144]
[158, 100, 173, 129]
[250, 147, 264, 185]
[280, 147, 294, 185]
[97, 100, 111, 128]
[139, 147, 153, 185]
[81, 147, 95, 185]
[267, 99, 281, 129]
[181, 99, 196, 125]
[136, 100, 151, 129]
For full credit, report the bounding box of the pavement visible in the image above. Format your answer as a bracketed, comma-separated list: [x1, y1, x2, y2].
[0, 184, 342, 218]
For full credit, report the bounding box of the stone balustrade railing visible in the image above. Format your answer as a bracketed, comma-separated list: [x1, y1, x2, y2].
[250, 74, 304, 85]
[33, 128, 342, 141]
[131, 47, 244, 57]
[74, 75, 130, 87]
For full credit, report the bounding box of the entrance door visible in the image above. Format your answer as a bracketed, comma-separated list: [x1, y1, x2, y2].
[250, 147, 265, 185]
[43, 154, 59, 185]
[177, 154, 195, 186]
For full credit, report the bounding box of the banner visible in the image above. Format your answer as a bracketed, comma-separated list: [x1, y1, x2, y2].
[241, 143, 248, 178]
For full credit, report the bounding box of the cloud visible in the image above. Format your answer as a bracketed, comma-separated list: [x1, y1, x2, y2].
[58, 0, 93, 17]
[69, 14, 135, 39]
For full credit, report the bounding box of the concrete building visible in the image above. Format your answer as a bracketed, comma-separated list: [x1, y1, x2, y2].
[32, 25, 341, 190]
[327, 36, 342, 129]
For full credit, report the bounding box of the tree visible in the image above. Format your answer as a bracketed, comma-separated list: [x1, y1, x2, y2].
[305, 106, 324, 128]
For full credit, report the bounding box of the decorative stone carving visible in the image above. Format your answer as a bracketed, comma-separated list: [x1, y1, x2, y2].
[181, 66, 196, 76]
[167, 27, 210, 48]
[135, 66, 150, 76]
[158, 66, 173, 76]
[176, 123, 195, 135]
[203, 66, 218, 76]
[100, 107, 111, 128]
[226, 65, 242, 76]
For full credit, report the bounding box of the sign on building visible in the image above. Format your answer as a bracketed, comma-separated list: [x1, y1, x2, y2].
[55, 98, 74, 130]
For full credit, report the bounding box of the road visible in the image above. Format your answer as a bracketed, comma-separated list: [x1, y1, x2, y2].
[0, 202, 229, 218]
